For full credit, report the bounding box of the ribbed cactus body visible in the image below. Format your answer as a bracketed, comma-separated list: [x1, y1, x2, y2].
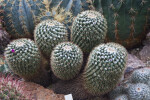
[93, 0, 150, 48]
[34, 20, 68, 58]
[0, 0, 44, 38]
[83, 43, 127, 96]
[128, 83, 150, 100]
[130, 68, 150, 84]
[71, 10, 107, 53]
[4, 38, 41, 78]
[51, 42, 83, 80]
[0, 22, 10, 54]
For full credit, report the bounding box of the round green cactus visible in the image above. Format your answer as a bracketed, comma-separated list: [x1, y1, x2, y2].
[128, 83, 150, 100]
[130, 68, 150, 84]
[34, 19, 68, 58]
[114, 94, 129, 100]
[51, 42, 83, 80]
[71, 10, 107, 53]
[4, 38, 50, 86]
[82, 42, 127, 96]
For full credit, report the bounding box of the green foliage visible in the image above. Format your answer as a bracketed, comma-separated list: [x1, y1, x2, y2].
[93, 0, 150, 48]
[83, 42, 127, 96]
[51, 42, 83, 80]
[71, 10, 107, 53]
[34, 19, 68, 58]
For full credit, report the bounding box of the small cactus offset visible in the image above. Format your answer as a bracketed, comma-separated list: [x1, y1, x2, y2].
[82, 42, 127, 96]
[0, 75, 30, 100]
[34, 19, 68, 58]
[71, 10, 107, 53]
[0, 19, 10, 54]
[128, 83, 150, 100]
[4, 38, 50, 86]
[130, 68, 150, 84]
[0, 0, 44, 38]
[93, 0, 150, 48]
[51, 42, 83, 80]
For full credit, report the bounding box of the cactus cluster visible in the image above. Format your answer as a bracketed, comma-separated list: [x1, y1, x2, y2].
[93, 0, 150, 48]
[0, 75, 30, 100]
[82, 42, 127, 95]
[51, 42, 83, 80]
[0, 0, 137, 98]
[109, 68, 150, 100]
[71, 10, 107, 53]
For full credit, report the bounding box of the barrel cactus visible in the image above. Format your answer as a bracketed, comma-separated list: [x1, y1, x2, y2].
[128, 83, 150, 100]
[34, 19, 68, 58]
[0, 75, 30, 100]
[51, 42, 83, 80]
[93, 0, 150, 48]
[82, 42, 127, 96]
[4, 38, 50, 86]
[71, 10, 107, 53]
[0, 20, 10, 54]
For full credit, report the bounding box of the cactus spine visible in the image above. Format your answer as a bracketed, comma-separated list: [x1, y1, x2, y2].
[71, 10, 107, 53]
[82, 42, 127, 96]
[51, 42, 83, 80]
